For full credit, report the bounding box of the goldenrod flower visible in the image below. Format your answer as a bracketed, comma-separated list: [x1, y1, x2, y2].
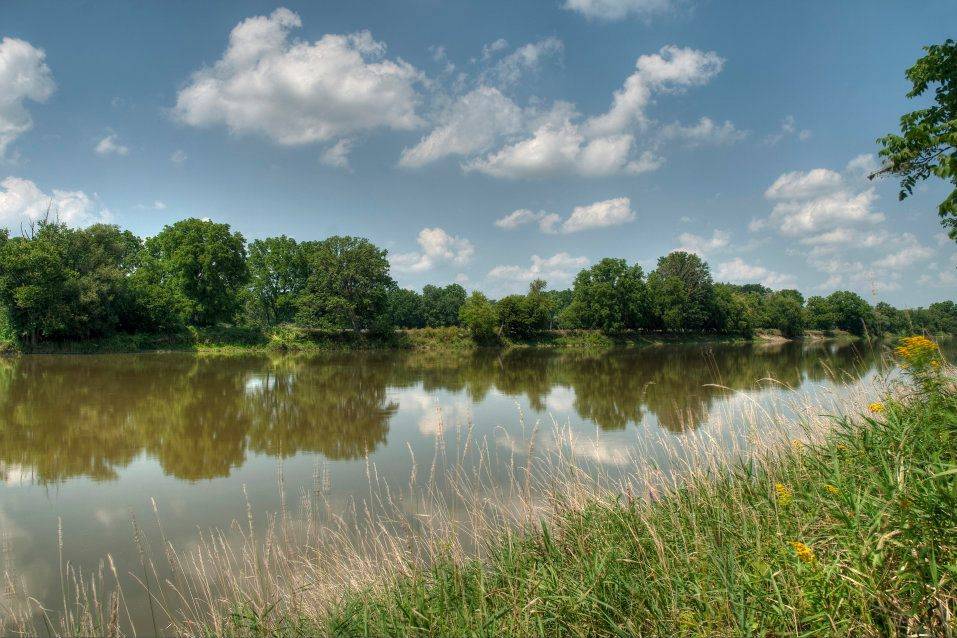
[824, 484, 839, 496]
[775, 482, 793, 506]
[868, 402, 884, 414]
[791, 541, 815, 564]
[896, 335, 941, 372]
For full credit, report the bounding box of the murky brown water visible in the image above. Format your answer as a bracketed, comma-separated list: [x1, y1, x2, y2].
[0, 340, 925, 631]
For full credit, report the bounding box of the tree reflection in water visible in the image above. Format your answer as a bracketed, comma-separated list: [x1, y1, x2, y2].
[0, 341, 885, 483]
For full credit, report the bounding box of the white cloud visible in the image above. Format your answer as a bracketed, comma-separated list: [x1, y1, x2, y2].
[585, 45, 723, 137]
[170, 149, 187, 164]
[94, 133, 129, 156]
[495, 197, 635, 233]
[399, 86, 523, 167]
[845, 153, 878, 177]
[321, 138, 353, 169]
[716, 257, 796, 288]
[660, 117, 747, 146]
[465, 118, 659, 178]
[390, 227, 474, 273]
[484, 37, 563, 87]
[871, 233, 934, 269]
[0, 177, 110, 228]
[763, 115, 810, 145]
[676, 229, 730, 255]
[563, 0, 672, 21]
[482, 38, 509, 60]
[561, 197, 635, 233]
[0, 37, 56, 157]
[764, 168, 844, 200]
[494, 208, 560, 233]
[488, 252, 590, 289]
[173, 8, 423, 146]
[764, 189, 884, 236]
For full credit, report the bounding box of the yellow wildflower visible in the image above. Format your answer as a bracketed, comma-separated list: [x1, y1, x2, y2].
[868, 402, 885, 414]
[775, 482, 793, 506]
[824, 484, 840, 496]
[895, 335, 941, 371]
[836, 443, 849, 452]
[791, 541, 815, 564]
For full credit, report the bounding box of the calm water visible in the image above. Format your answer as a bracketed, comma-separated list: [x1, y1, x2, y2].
[0, 340, 918, 629]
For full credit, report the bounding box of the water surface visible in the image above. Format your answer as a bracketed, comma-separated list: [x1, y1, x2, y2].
[0, 340, 912, 629]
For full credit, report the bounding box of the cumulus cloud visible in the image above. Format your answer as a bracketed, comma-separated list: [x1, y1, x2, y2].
[845, 153, 879, 177]
[563, 0, 672, 21]
[390, 227, 474, 273]
[764, 168, 844, 200]
[676, 229, 730, 255]
[173, 8, 423, 147]
[410, 43, 720, 178]
[754, 160, 886, 239]
[94, 133, 129, 156]
[494, 208, 560, 233]
[0, 37, 56, 157]
[716, 257, 796, 288]
[0, 177, 110, 228]
[561, 197, 635, 232]
[488, 252, 590, 289]
[659, 117, 747, 146]
[495, 197, 635, 234]
[399, 86, 523, 167]
[871, 233, 934, 269]
[585, 45, 724, 137]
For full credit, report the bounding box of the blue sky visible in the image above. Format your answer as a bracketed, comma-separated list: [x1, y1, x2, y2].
[0, 0, 954, 304]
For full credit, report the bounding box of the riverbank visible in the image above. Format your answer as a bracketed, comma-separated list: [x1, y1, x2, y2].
[224, 356, 956, 636]
[6, 325, 863, 355]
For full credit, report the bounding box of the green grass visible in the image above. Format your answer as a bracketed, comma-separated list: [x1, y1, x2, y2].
[226, 378, 957, 637]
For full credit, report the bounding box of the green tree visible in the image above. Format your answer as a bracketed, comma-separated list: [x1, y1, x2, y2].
[825, 290, 874, 336]
[134, 218, 249, 326]
[710, 283, 757, 336]
[245, 236, 308, 326]
[422, 284, 467, 327]
[0, 222, 142, 343]
[561, 258, 647, 333]
[647, 252, 714, 331]
[761, 291, 806, 338]
[296, 236, 394, 332]
[387, 287, 425, 328]
[877, 39, 957, 240]
[459, 291, 499, 343]
[805, 295, 837, 331]
[497, 280, 553, 339]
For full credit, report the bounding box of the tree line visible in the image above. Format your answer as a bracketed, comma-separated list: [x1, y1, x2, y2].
[0, 217, 953, 345]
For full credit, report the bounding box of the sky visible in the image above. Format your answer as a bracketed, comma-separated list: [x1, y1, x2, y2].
[0, 0, 955, 305]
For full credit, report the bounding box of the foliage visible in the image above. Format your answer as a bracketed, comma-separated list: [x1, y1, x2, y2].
[710, 283, 757, 336]
[877, 39, 957, 240]
[422, 283, 467, 328]
[245, 236, 308, 326]
[761, 290, 807, 338]
[647, 251, 714, 331]
[824, 290, 874, 336]
[322, 366, 957, 637]
[295, 236, 394, 333]
[0, 221, 142, 343]
[458, 291, 499, 343]
[135, 218, 249, 327]
[386, 287, 426, 328]
[560, 258, 647, 333]
[805, 295, 838, 331]
[496, 279, 553, 339]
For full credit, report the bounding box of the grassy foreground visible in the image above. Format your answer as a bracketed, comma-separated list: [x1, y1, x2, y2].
[227, 359, 956, 636]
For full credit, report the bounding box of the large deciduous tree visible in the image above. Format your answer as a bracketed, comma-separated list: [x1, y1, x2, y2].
[134, 218, 249, 326]
[561, 258, 647, 333]
[647, 251, 715, 331]
[246, 236, 308, 326]
[296, 236, 394, 332]
[876, 39, 957, 240]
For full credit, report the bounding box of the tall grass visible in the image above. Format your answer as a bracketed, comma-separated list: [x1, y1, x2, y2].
[1, 344, 952, 637]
